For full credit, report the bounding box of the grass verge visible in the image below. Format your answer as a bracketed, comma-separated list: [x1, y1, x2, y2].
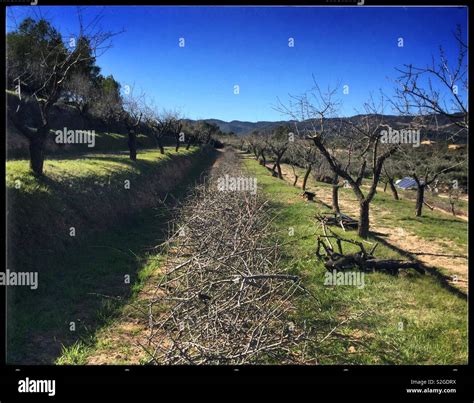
[243, 156, 467, 365]
[6, 147, 217, 364]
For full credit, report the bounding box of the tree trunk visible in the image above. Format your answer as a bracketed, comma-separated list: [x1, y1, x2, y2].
[128, 130, 137, 161]
[276, 159, 283, 179]
[302, 165, 312, 191]
[29, 131, 47, 176]
[383, 181, 388, 192]
[292, 171, 299, 187]
[415, 184, 425, 217]
[389, 179, 399, 200]
[158, 139, 165, 154]
[332, 185, 340, 214]
[358, 200, 370, 238]
[450, 202, 456, 217]
[332, 174, 341, 213]
[186, 137, 193, 150]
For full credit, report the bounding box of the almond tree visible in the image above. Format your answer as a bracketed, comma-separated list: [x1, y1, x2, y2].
[170, 114, 183, 152]
[394, 25, 468, 135]
[7, 15, 116, 175]
[245, 131, 268, 165]
[245, 133, 260, 160]
[265, 125, 290, 180]
[118, 87, 145, 161]
[182, 121, 198, 150]
[396, 142, 464, 216]
[381, 163, 400, 201]
[62, 72, 98, 127]
[144, 107, 173, 154]
[279, 84, 398, 238]
[254, 132, 269, 166]
[197, 121, 220, 146]
[393, 26, 468, 216]
[286, 141, 300, 187]
[293, 137, 318, 191]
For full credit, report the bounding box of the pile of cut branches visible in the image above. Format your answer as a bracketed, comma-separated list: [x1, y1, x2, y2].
[143, 150, 316, 364]
[316, 221, 424, 275]
[316, 212, 358, 231]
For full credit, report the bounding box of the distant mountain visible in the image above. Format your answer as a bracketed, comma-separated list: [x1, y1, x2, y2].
[200, 119, 290, 136]
[191, 113, 466, 143]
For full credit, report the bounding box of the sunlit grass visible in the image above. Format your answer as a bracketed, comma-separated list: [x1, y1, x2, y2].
[243, 157, 467, 365]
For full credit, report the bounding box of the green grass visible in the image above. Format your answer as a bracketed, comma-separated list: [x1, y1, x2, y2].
[243, 156, 467, 365]
[279, 162, 467, 251]
[7, 204, 166, 364]
[7, 129, 162, 160]
[7, 148, 466, 365]
[7, 147, 197, 185]
[6, 146, 216, 364]
[6, 147, 201, 258]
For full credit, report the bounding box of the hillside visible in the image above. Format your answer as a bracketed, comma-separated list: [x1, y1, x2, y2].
[198, 114, 467, 142]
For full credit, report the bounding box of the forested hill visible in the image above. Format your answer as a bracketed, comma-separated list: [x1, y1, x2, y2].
[195, 114, 467, 143]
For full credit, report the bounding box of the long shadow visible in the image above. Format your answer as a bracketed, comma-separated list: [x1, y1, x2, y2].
[30, 151, 195, 207]
[255, 162, 468, 301]
[323, 213, 468, 300]
[368, 230, 467, 300]
[7, 150, 218, 364]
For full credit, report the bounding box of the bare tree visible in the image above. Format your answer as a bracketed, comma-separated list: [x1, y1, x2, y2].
[183, 121, 198, 150]
[245, 131, 261, 161]
[286, 141, 300, 187]
[7, 14, 117, 175]
[170, 114, 183, 152]
[265, 125, 290, 180]
[394, 25, 468, 136]
[381, 158, 400, 201]
[62, 72, 98, 126]
[396, 142, 464, 216]
[253, 131, 269, 166]
[293, 137, 318, 191]
[278, 83, 398, 238]
[117, 87, 145, 161]
[144, 106, 174, 154]
[391, 26, 468, 216]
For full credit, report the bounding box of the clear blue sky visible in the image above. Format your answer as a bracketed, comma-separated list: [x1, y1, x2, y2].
[7, 6, 468, 122]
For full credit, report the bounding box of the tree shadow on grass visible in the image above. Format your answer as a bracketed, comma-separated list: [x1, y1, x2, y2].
[271, 192, 467, 301]
[6, 150, 218, 364]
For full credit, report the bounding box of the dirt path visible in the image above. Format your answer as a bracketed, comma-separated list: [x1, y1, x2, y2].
[266, 162, 468, 293]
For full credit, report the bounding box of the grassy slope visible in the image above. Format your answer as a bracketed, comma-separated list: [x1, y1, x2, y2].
[6, 147, 216, 364]
[7, 147, 200, 257]
[7, 147, 196, 185]
[7, 129, 171, 159]
[243, 157, 467, 365]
